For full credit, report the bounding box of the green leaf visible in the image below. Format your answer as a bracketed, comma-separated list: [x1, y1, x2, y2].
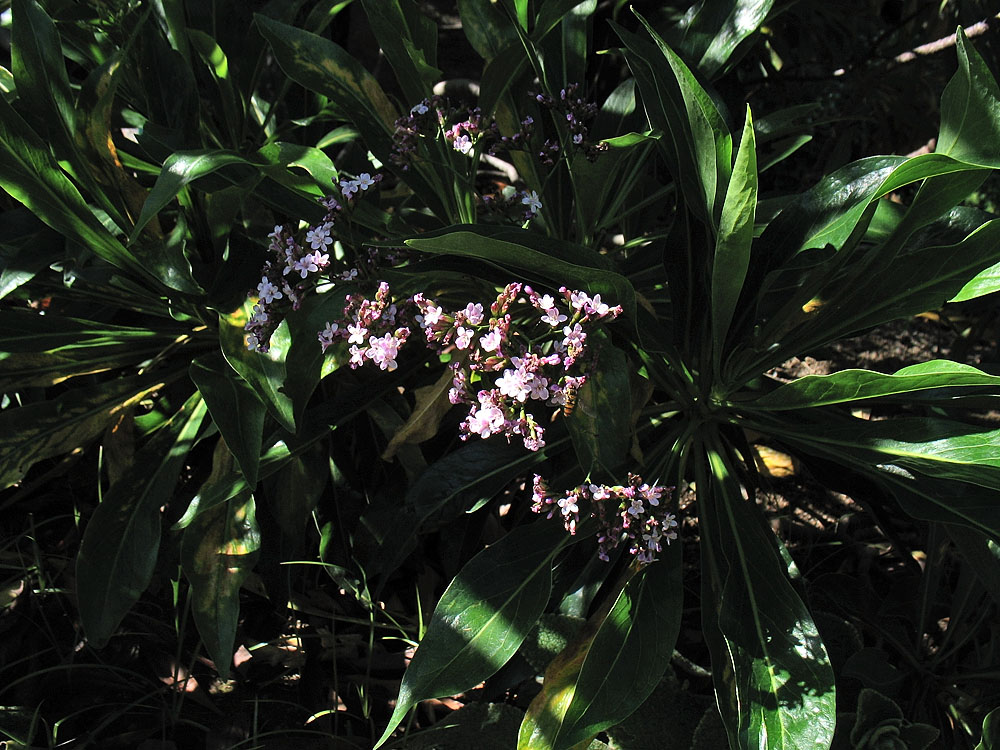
[697, 436, 836, 750]
[359, 0, 440, 104]
[255, 14, 398, 144]
[76, 392, 207, 647]
[0, 372, 174, 489]
[771, 416, 1000, 492]
[181, 490, 260, 678]
[945, 526, 1000, 610]
[219, 301, 296, 433]
[680, 0, 776, 79]
[11, 0, 75, 153]
[936, 28, 1000, 167]
[749, 360, 1000, 410]
[0, 95, 152, 282]
[565, 339, 631, 474]
[374, 521, 567, 749]
[457, 0, 517, 59]
[778, 217, 1000, 352]
[613, 13, 733, 228]
[190, 352, 266, 486]
[518, 551, 682, 750]
[130, 150, 259, 242]
[406, 439, 542, 531]
[977, 706, 1000, 749]
[712, 106, 756, 376]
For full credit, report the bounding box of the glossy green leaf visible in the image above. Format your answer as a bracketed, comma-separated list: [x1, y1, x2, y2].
[977, 706, 1000, 749]
[406, 439, 542, 531]
[0, 372, 174, 489]
[181, 490, 260, 678]
[219, 301, 295, 433]
[190, 352, 266, 486]
[457, 0, 517, 59]
[130, 150, 258, 242]
[518, 550, 682, 750]
[535, 0, 596, 90]
[374, 521, 567, 748]
[255, 14, 398, 142]
[771, 416, 1000, 491]
[749, 360, 1000, 410]
[936, 28, 1000, 168]
[712, 106, 756, 375]
[799, 218, 1000, 344]
[0, 311, 174, 390]
[566, 340, 631, 474]
[679, 0, 775, 78]
[257, 141, 339, 192]
[0, 95, 151, 282]
[614, 13, 733, 228]
[952, 257, 1000, 302]
[360, 0, 440, 104]
[77, 392, 207, 647]
[0, 209, 61, 299]
[698, 438, 836, 750]
[10, 0, 75, 152]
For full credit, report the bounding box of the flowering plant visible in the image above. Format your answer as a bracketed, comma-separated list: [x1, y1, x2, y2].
[3, 1, 1000, 749]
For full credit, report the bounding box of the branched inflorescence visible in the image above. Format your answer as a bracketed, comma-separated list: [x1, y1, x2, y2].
[318, 281, 621, 453]
[244, 171, 382, 353]
[532, 474, 678, 563]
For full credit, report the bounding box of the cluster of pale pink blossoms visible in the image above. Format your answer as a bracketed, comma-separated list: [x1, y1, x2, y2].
[317, 281, 621, 452]
[244, 172, 381, 353]
[532, 474, 678, 563]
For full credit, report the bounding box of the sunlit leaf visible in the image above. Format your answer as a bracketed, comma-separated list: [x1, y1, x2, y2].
[374, 521, 567, 748]
[697, 437, 836, 749]
[181, 490, 260, 678]
[518, 550, 681, 750]
[77, 392, 206, 647]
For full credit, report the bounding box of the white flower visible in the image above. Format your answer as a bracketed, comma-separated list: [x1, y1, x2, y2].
[521, 190, 542, 214]
[356, 172, 376, 191]
[257, 277, 283, 304]
[453, 134, 473, 154]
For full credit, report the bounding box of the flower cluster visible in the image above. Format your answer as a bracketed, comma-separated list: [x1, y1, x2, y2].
[390, 95, 499, 168]
[531, 474, 678, 563]
[532, 83, 607, 164]
[244, 173, 380, 353]
[316, 281, 622, 451]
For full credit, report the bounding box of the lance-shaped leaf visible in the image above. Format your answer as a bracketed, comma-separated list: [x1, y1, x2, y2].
[219, 301, 295, 433]
[977, 706, 1000, 749]
[255, 14, 397, 141]
[374, 521, 567, 749]
[769, 416, 1000, 492]
[790, 218, 1000, 350]
[679, 0, 776, 79]
[190, 352, 266, 486]
[382, 365, 458, 460]
[749, 360, 1000, 410]
[0, 310, 177, 390]
[712, 105, 756, 377]
[405, 438, 547, 532]
[0, 94, 152, 283]
[936, 28, 1000, 168]
[518, 548, 682, 750]
[181, 490, 260, 679]
[697, 438, 836, 750]
[130, 150, 260, 241]
[0, 372, 173, 489]
[359, 0, 440, 104]
[566, 340, 631, 474]
[77, 392, 207, 647]
[612, 14, 733, 228]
